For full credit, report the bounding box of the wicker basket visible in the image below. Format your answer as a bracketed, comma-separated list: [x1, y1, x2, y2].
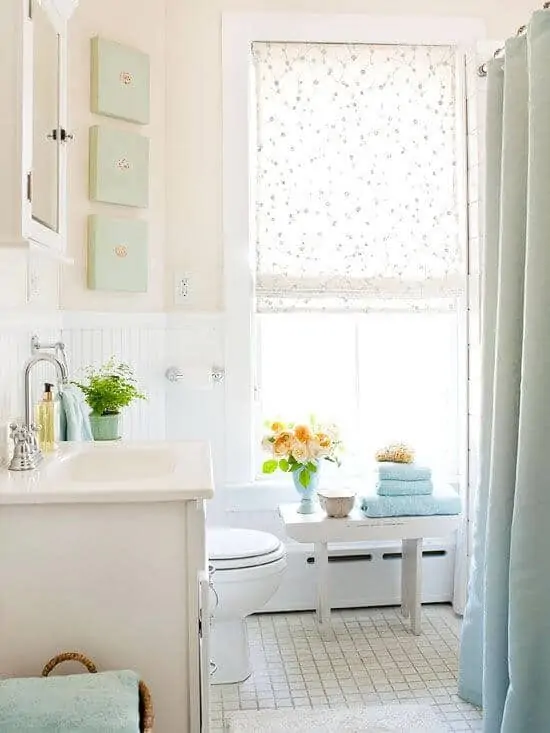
[41, 652, 154, 733]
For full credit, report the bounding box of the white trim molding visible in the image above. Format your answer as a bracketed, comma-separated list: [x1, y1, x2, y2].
[222, 12, 487, 485]
[61, 311, 167, 330]
[0, 310, 62, 331]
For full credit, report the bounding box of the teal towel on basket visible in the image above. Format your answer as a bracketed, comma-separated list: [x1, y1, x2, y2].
[0, 670, 140, 732]
[377, 478, 433, 496]
[60, 386, 93, 442]
[361, 484, 461, 518]
[376, 462, 432, 482]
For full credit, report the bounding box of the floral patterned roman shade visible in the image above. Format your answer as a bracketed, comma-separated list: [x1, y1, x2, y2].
[252, 42, 463, 312]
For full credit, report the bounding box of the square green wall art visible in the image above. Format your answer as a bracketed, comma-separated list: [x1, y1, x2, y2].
[91, 36, 150, 124]
[89, 125, 149, 208]
[88, 215, 148, 292]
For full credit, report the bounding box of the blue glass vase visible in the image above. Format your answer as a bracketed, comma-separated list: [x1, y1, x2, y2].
[292, 462, 320, 514]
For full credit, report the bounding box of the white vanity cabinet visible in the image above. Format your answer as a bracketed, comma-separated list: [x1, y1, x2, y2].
[0, 0, 78, 255]
[0, 440, 214, 733]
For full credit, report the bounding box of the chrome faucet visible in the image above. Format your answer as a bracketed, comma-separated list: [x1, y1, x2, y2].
[8, 354, 69, 471]
[24, 354, 69, 429]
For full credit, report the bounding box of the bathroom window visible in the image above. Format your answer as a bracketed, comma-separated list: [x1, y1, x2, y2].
[257, 312, 460, 481]
[252, 41, 465, 483]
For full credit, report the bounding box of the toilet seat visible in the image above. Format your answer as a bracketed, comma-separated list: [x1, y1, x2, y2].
[209, 528, 285, 570]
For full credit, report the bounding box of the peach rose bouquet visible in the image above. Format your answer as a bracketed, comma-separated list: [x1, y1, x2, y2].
[262, 419, 341, 488]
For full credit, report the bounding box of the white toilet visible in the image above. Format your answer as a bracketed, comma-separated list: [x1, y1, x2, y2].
[208, 527, 287, 684]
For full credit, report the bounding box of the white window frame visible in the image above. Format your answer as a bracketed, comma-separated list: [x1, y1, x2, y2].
[222, 12, 486, 487]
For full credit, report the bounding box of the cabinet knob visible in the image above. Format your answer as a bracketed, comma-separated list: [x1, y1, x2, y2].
[46, 128, 74, 143]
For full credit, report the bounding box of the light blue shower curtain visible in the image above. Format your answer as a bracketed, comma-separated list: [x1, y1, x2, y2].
[460, 10, 550, 732]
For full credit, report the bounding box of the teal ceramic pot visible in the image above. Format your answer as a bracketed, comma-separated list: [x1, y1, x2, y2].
[292, 462, 320, 514]
[89, 412, 121, 441]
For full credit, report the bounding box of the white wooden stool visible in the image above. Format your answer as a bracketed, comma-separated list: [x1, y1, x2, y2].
[279, 504, 460, 634]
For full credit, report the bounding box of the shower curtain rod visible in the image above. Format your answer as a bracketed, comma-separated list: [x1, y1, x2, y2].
[477, 1, 550, 77]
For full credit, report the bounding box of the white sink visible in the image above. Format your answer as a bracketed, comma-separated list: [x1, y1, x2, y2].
[0, 440, 214, 504]
[66, 447, 176, 483]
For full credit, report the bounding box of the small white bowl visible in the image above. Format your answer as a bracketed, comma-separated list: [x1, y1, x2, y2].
[317, 489, 356, 518]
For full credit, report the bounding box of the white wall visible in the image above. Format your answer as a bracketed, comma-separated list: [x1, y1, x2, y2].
[62, 0, 167, 312]
[0, 249, 61, 436]
[0, 0, 168, 445]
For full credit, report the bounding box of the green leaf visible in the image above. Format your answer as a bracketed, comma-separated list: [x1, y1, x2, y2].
[306, 461, 318, 473]
[288, 455, 298, 467]
[262, 459, 278, 474]
[299, 469, 311, 488]
[72, 357, 145, 415]
[279, 459, 290, 472]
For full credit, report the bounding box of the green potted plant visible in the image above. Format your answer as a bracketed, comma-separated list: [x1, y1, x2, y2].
[73, 358, 146, 441]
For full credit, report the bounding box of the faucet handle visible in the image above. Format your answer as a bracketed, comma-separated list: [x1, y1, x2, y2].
[9, 423, 28, 445]
[28, 423, 40, 444]
[27, 424, 44, 463]
[8, 423, 39, 472]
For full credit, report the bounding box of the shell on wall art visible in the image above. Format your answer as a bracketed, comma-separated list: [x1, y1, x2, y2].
[115, 157, 131, 171]
[119, 71, 134, 86]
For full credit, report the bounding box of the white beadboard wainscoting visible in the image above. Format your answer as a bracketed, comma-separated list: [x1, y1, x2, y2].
[60, 312, 226, 483]
[61, 313, 168, 442]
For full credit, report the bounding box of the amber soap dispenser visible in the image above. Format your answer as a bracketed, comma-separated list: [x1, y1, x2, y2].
[35, 383, 57, 452]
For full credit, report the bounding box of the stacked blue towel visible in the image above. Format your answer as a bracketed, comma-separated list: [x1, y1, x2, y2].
[361, 483, 462, 518]
[377, 462, 432, 482]
[377, 478, 433, 496]
[376, 462, 433, 497]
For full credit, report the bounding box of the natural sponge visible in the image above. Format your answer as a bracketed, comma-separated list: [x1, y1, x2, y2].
[375, 442, 415, 464]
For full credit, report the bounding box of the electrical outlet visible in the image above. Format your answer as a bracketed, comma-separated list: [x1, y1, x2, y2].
[174, 273, 191, 305]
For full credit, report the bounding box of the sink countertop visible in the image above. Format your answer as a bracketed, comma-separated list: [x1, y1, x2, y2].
[0, 440, 214, 505]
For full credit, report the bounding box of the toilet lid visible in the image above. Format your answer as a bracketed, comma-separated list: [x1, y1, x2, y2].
[209, 528, 284, 570]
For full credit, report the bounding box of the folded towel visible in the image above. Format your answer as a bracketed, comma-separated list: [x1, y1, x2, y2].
[60, 386, 93, 442]
[377, 478, 433, 496]
[0, 670, 140, 731]
[377, 462, 432, 482]
[361, 484, 461, 518]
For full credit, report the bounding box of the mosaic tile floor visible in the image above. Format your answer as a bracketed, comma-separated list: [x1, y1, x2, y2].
[210, 604, 482, 732]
